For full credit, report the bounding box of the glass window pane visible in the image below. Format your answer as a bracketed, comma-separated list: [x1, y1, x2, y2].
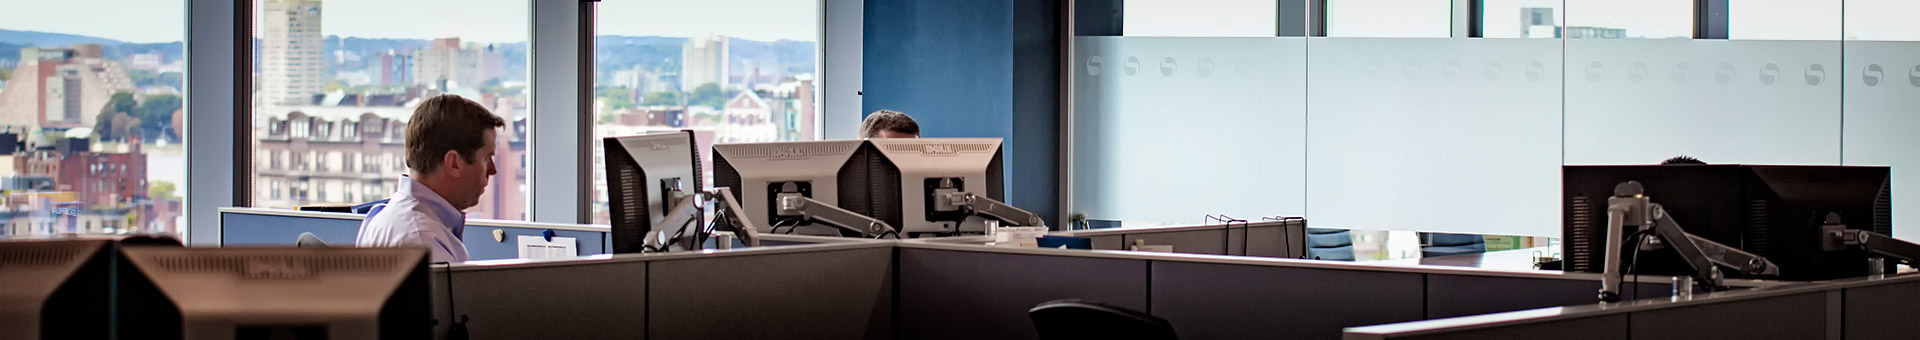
[1845, 0, 1920, 41]
[1326, 0, 1453, 38]
[1122, 0, 1278, 37]
[1481, 0, 1565, 38]
[250, 0, 531, 221]
[1730, 0, 1841, 40]
[591, 0, 822, 224]
[0, 0, 187, 238]
[1566, 0, 1692, 39]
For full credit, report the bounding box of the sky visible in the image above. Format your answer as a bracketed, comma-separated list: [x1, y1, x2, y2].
[0, 0, 820, 44]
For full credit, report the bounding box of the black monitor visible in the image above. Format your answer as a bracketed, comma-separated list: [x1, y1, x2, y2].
[864, 138, 1006, 236]
[712, 140, 878, 237]
[604, 131, 703, 253]
[114, 247, 433, 340]
[1564, 165, 1892, 281]
[0, 236, 179, 340]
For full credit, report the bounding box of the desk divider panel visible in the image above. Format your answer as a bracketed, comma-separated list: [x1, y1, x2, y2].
[1425, 275, 1673, 319]
[460, 227, 607, 260]
[647, 246, 894, 340]
[896, 248, 1150, 340]
[1843, 279, 1920, 340]
[1151, 261, 1426, 340]
[433, 261, 649, 340]
[1125, 229, 1230, 255]
[1627, 291, 1832, 340]
[1398, 314, 1628, 340]
[219, 211, 362, 245]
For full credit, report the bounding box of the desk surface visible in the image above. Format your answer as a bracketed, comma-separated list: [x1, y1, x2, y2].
[1368, 246, 1556, 271]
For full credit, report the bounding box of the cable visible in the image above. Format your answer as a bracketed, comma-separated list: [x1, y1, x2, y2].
[1624, 229, 1652, 301]
[440, 262, 470, 340]
[874, 230, 900, 240]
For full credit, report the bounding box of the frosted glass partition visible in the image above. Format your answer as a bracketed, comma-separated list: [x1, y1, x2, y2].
[1070, 37, 1309, 225]
[1842, 41, 1920, 238]
[1563, 40, 1843, 165]
[1304, 38, 1563, 235]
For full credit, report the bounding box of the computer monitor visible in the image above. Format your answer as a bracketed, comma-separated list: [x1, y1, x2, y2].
[0, 236, 180, 340]
[1564, 165, 1892, 281]
[864, 138, 1006, 235]
[115, 247, 433, 340]
[712, 140, 876, 236]
[604, 131, 703, 254]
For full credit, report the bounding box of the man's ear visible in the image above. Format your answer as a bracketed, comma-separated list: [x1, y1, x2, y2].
[441, 150, 465, 175]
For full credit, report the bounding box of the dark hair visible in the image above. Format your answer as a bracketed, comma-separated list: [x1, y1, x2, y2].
[406, 94, 505, 174]
[859, 109, 920, 138]
[1661, 155, 1706, 165]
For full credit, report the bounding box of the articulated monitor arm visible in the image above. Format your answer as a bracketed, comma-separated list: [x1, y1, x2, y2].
[1821, 213, 1920, 266]
[650, 193, 706, 252]
[709, 188, 763, 247]
[1600, 181, 1780, 302]
[775, 194, 899, 239]
[937, 192, 1048, 228]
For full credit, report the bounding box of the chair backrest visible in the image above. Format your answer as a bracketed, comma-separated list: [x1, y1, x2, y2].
[1306, 228, 1356, 261]
[1029, 299, 1178, 340]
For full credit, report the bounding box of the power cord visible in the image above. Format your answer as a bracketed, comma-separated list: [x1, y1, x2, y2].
[439, 262, 470, 340]
[874, 230, 901, 240]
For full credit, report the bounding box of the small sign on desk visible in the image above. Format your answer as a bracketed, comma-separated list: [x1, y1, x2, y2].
[517, 235, 579, 259]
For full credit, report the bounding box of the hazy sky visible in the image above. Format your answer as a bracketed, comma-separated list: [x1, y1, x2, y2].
[0, 0, 820, 44]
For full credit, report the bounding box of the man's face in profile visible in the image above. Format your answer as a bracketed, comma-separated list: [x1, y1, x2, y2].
[876, 130, 917, 138]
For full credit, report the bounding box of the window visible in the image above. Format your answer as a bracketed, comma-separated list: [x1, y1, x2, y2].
[1326, 0, 1453, 38]
[250, 0, 530, 220]
[1565, 0, 1692, 39]
[1730, 0, 1841, 40]
[0, 0, 187, 237]
[1121, 0, 1277, 37]
[1482, 0, 1566, 38]
[590, 0, 823, 224]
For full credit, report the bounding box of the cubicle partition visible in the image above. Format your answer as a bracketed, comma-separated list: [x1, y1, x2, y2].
[1051, 219, 1308, 258]
[1344, 273, 1920, 340]
[219, 207, 854, 260]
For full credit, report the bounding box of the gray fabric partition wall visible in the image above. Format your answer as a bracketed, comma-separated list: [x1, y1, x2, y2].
[432, 261, 649, 340]
[1398, 315, 1627, 340]
[648, 247, 894, 340]
[1628, 292, 1833, 340]
[896, 248, 1149, 340]
[1151, 261, 1425, 340]
[1843, 279, 1920, 340]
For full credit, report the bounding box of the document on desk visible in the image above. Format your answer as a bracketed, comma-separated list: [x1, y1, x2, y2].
[517, 235, 579, 259]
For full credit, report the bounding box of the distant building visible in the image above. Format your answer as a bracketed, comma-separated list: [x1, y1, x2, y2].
[378, 50, 415, 86]
[0, 46, 136, 132]
[415, 38, 505, 91]
[681, 34, 729, 92]
[129, 54, 166, 71]
[1560, 26, 1628, 39]
[719, 91, 776, 143]
[261, 0, 325, 106]
[1518, 7, 1627, 39]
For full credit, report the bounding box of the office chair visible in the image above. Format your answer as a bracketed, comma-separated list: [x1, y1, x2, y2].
[1029, 299, 1177, 340]
[1419, 232, 1487, 258]
[1306, 228, 1355, 261]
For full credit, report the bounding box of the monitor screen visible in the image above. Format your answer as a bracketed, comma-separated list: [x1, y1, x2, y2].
[115, 247, 433, 340]
[604, 131, 703, 254]
[712, 140, 874, 236]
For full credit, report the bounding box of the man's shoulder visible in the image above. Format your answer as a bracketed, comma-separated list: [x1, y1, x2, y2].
[366, 204, 445, 229]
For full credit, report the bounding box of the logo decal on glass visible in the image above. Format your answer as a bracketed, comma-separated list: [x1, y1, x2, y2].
[1584, 61, 1604, 82]
[1672, 62, 1691, 84]
[1804, 64, 1825, 86]
[1086, 57, 1102, 76]
[1159, 57, 1177, 77]
[1715, 63, 1736, 84]
[1863, 64, 1882, 87]
[1198, 58, 1215, 78]
[1759, 63, 1780, 85]
[1628, 62, 1648, 83]
[1908, 64, 1920, 87]
[1124, 57, 1140, 76]
[1484, 61, 1502, 81]
[1526, 61, 1544, 82]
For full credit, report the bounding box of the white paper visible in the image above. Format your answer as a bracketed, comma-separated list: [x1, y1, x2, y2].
[517, 235, 579, 260]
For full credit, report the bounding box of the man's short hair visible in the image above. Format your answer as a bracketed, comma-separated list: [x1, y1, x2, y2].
[406, 94, 505, 174]
[1661, 155, 1706, 165]
[860, 110, 920, 138]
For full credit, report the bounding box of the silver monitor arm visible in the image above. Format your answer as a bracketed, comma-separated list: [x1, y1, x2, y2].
[710, 188, 763, 247]
[1600, 181, 1779, 302]
[1820, 213, 1920, 274]
[936, 192, 1047, 228]
[775, 193, 899, 239]
[649, 192, 706, 252]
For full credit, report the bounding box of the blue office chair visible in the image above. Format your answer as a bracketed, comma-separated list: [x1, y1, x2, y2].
[1306, 228, 1355, 261]
[1420, 232, 1487, 258]
[352, 199, 390, 214]
[1030, 299, 1177, 340]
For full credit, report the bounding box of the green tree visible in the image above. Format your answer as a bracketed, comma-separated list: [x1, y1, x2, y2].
[642, 91, 681, 106]
[0, 67, 11, 81]
[149, 181, 180, 201]
[94, 92, 138, 141]
[688, 83, 726, 108]
[135, 94, 182, 141]
[595, 86, 636, 111]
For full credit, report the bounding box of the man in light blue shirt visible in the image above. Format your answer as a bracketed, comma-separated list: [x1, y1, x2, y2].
[356, 95, 505, 263]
